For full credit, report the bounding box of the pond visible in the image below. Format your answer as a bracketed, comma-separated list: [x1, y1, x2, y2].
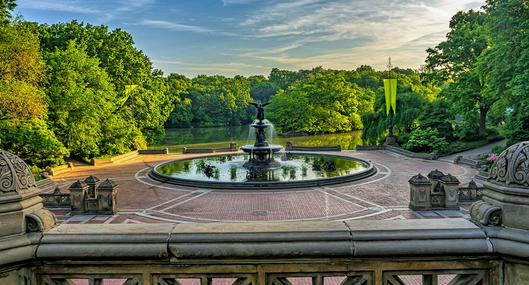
[150, 127, 363, 153]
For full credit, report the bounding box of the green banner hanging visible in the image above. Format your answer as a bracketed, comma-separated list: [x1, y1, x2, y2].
[383, 79, 397, 115]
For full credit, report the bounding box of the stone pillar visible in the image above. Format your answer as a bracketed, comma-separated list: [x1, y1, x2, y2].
[0, 150, 56, 272]
[84, 175, 100, 198]
[408, 173, 432, 210]
[427, 169, 445, 191]
[97, 179, 118, 214]
[439, 174, 460, 209]
[69, 180, 89, 214]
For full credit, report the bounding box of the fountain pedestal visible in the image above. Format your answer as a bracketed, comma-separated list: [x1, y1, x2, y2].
[241, 103, 282, 169]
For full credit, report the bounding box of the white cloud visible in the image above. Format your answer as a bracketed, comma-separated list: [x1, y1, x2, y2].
[237, 0, 486, 70]
[17, 0, 99, 14]
[140, 19, 213, 33]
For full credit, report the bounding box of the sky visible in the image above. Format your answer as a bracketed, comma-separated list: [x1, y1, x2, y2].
[15, 0, 485, 77]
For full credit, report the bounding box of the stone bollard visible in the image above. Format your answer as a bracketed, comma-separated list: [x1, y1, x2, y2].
[440, 174, 460, 209]
[84, 175, 100, 199]
[97, 179, 119, 214]
[69, 180, 89, 214]
[408, 173, 432, 210]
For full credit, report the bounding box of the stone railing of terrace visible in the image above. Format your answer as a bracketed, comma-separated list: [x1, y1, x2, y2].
[2, 142, 529, 285]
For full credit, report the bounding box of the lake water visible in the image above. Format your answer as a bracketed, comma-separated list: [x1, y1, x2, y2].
[151, 127, 363, 153]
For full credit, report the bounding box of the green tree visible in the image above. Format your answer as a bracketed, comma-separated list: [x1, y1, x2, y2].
[425, 10, 493, 136]
[480, 0, 529, 143]
[269, 72, 368, 134]
[0, 0, 15, 24]
[44, 42, 133, 159]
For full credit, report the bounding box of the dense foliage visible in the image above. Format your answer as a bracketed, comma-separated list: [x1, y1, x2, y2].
[1, 0, 528, 170]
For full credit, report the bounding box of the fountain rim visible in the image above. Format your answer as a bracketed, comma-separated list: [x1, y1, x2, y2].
[148, 151, 377, 190]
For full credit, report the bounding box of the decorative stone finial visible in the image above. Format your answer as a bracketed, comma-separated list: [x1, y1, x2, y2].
[0, 150, 37, 195]
[440, 174, 460, 183]
[408, 173, 431, 184]
[427, 169, 445, 180]
[489, 141, 529, 187]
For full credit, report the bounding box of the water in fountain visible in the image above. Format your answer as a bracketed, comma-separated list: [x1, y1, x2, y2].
[149, 100, 376, 189]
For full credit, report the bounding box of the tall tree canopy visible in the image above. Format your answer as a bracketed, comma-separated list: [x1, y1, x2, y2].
[425, 10, 494, 136]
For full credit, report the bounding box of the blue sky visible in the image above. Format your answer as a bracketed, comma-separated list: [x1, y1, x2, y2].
[15, 0, 484, 77]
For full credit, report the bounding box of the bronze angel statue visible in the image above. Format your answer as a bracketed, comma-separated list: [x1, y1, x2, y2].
[250, 101, 270, 122]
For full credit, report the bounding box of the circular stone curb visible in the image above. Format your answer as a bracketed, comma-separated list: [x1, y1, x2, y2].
[148, 152, 377, 190]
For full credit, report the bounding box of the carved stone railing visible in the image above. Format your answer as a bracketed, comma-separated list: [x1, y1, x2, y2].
[29, 219, 500, 285]
[3, 143, 529, 285]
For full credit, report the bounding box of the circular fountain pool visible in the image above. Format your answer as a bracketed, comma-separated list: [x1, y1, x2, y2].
[149, 152, 376, 189]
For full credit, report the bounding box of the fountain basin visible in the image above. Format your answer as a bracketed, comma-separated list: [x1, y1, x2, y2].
[148, 152, 377, 190]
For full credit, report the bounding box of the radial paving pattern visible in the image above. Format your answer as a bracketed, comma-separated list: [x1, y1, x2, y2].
[48, 150, 476, 224]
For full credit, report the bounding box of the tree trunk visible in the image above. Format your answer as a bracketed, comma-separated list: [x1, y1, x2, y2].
[479, 107, 488, 137]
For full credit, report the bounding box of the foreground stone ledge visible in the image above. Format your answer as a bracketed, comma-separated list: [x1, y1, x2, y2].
[37, 224, 173, 259]
[34, 219, 492, 261]
[0, 233, 41, 267]
[485, 227, 529, 258]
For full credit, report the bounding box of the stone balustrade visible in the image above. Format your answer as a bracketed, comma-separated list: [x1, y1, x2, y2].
[2, 141, 529, 285]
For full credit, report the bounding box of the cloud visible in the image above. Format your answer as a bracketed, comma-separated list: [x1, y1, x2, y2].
[17, 0, 99, 14]
[236, 0, 485, 70]
[151, 59, 270, 77]
[140, 19, 213, 33]
[222, 0, 259, 5]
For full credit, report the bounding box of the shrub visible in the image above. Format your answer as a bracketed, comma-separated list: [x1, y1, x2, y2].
[403, 128, 449, 153]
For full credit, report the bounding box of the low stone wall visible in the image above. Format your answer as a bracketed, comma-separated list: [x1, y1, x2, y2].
[356, 145, 436, 159]
[285, 145, 341, 151]
[454, 155, 481, 168]
[138, 149, 169, 155]
[285, 142, 341, 151]
[183, 143, 238, 154]
[90, 150, 139, 165]
[36, 178, 55, 193]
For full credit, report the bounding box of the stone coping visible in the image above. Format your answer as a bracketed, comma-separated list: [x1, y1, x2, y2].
[35, 219, 489, 260]
[2, 218, 529, 266]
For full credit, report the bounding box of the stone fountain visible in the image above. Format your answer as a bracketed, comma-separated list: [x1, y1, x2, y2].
[240, 102, 282, 169]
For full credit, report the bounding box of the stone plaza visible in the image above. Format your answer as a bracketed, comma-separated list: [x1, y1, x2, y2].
[43, 149, 477, 224]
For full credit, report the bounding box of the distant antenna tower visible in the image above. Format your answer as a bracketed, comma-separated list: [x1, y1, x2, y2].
[387, 57, 393, 71]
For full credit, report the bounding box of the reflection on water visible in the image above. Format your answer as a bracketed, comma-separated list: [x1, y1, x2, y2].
[152, 127, 363, 152]
[156, 154, 367, 183]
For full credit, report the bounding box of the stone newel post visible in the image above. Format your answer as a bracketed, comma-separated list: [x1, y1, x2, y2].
[97, 179, 118, 214]
[0, 150, 56, 281]
[84, 175, 100, 198]
[408, 173, 432, 210]
[439, 174, 460, 209]
[69, 180, 89, 214]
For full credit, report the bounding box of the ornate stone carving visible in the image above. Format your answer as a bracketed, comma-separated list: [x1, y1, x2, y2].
[0, 150, 37, 194]
[470, 201, 502, 226]
[25, 208, 57, 232]
[489, 141, 529, 187]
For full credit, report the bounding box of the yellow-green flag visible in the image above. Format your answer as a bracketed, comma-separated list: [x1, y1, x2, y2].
[125, 84, 138, 95]
[383, 79, 397, 115]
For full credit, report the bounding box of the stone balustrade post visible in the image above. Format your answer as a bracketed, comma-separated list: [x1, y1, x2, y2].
[408, 173, 432, 210]
[96, 179, 118, 214]
[440, 174, 460, 209]
[69, 180, 89, 214]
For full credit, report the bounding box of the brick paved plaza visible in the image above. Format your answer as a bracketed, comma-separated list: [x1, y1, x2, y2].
[47, 150, 476, 224]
